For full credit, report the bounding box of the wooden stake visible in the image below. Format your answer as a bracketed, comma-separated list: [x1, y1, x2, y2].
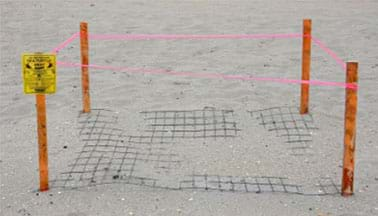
[342, 62, 358, 196]
[80, 22, 91, 113]
[36, 94, 49, 191]
[300, 19, 312, 114]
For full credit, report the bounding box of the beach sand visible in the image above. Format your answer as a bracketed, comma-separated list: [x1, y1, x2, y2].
[1, 1, 378, 215]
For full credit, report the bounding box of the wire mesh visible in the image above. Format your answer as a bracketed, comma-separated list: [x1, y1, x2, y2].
[141, 107, 240, 141]
[52, 109, 180, 188]
[316, 177, 341, 195]
[51, 107, 339, 196]
[179, 174, 302, 194]
[248, 106, 317, 155]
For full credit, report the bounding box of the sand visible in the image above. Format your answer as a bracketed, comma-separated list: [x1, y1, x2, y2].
[1, 0, 378, 215]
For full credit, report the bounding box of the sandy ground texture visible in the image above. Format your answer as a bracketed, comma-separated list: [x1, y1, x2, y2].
[1, 0, 378, 215]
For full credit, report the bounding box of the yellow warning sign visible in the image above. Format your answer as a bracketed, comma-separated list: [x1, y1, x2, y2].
[22, 53, 56, 94]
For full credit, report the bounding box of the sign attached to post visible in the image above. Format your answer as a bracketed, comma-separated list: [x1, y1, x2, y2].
[22, 53, 56, 94]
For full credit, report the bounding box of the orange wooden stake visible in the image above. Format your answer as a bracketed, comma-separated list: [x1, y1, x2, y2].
[300, 19, 312, 114]
[36, 94, 49, 191]
[342, 62, 358, 196]
[80, 22, 91, 113]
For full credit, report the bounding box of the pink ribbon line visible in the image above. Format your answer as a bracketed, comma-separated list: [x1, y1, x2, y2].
[56, 60, 357, 90]
[51, 32, 80, 53]
[311, 36, 347, 70]
[88, 33, 304, 40]
[51, 32, 346, 71]
[86, 33, 347, 70]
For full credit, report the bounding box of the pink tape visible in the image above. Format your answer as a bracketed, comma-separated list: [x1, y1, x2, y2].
[88, 33, 347, 70]
[51, 32, 80, 53]
[52, 32, 347, 71]
[311, 36, 347, 70]
[57, 61, 357, 90]
[88, 33, 304, 40]
[52, 31, 349, 89]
